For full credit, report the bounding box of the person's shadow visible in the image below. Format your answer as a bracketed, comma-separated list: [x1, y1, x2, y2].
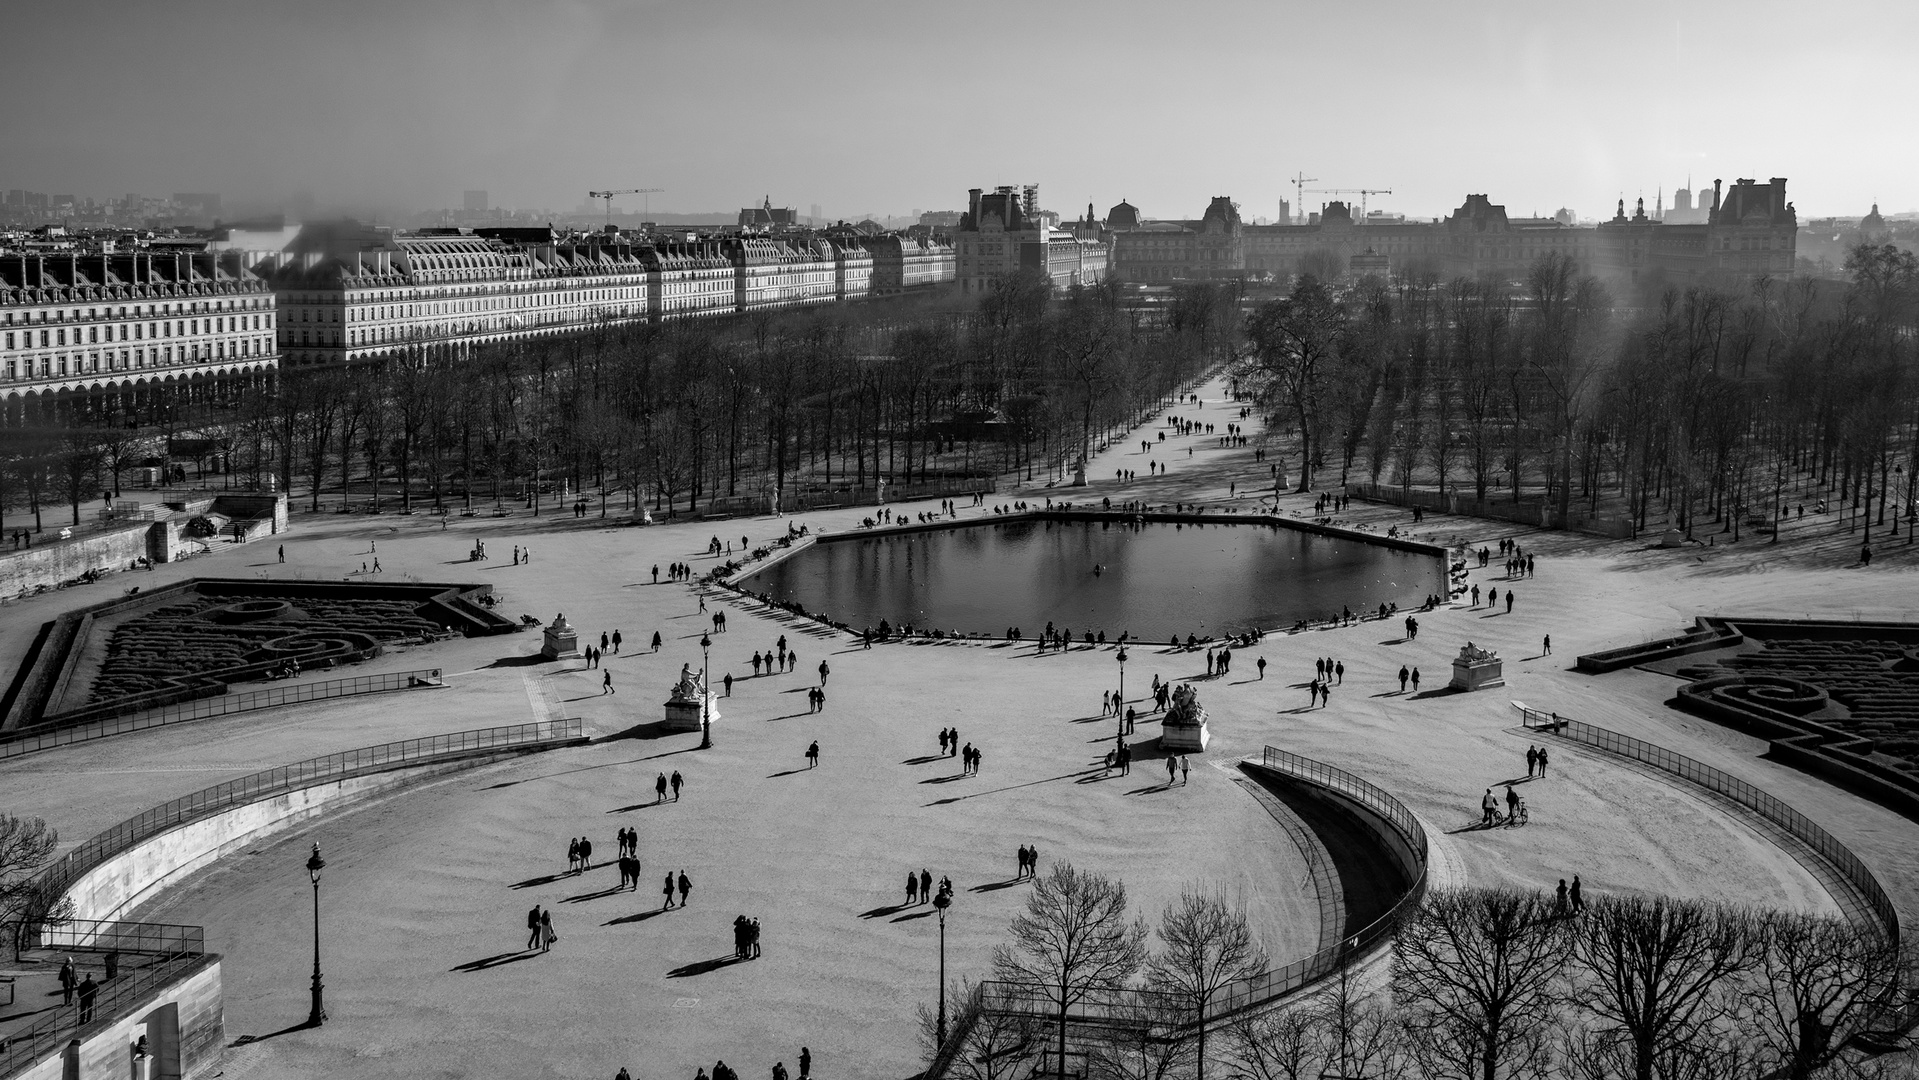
[667, 953, 749, 978]
[452, 949, 542, 972]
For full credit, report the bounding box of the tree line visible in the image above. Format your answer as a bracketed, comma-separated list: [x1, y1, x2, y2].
[932, 867, 1915, 1080]
[1239, 246, 1919, 540]
[0, 275, 1242, 529]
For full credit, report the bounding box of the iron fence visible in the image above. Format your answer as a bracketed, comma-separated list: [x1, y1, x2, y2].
[0, 669, 446, 761]
[971, 749, 1430, 1045]
[7, 918, 204, 960]
[0, 955, 211, 1076]
[36, 718, 583, 905]
[1514, 703, 1899, 949]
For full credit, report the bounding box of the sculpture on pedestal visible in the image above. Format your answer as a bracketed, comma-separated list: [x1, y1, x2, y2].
[1160, 682, 1211, 752]
[541, 612, 580, 660]
[663, 662, 719, 731]
[1450, 640, 1506, 691]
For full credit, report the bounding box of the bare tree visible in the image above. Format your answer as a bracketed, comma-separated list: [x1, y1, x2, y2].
[1243, 276, 1348, 492]
[1149, 885, 1269, 1080]
[1, 814, 63, 958]
[1569, 894, 1751, 1080]
[1313, 959, 1401, 1079]
[1221, 1005, 1322, 1080]
[992, 861, 1150, 1071]
[1392, 887, 1565, 1080]
[1748, 910, 1902, 1080]
[918, 979, 1039, 1080]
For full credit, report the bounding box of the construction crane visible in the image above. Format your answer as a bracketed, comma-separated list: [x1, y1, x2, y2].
[1305, 187, 1393, 222]
[587, 188, 664, 228]
[1288, 172, 1317, 225]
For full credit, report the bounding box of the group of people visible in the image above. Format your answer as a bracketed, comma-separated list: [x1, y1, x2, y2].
[654, 771, 685, 802]
[1205, 647, 1235, 677]
[1481, 784, 1527, 827]
[566, 836, 596, 873]
[731, 915, 762, 960]
[57, 957, 101, 1022]
[654, 562, 695, 583]
[1014, 844, 1041, 879]
[672, 1050, 810, 1080]
[752, 638, 795, 676]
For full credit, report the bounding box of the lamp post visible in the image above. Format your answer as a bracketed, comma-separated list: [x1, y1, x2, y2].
[1115, 646, 1129, 743]
[933, 884, 952, 1047]
[699, 631, 713, 750]
[305, 843, 326, 1027]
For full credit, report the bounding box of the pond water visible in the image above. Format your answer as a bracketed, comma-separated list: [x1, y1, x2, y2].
[741, 518, 1445, 640]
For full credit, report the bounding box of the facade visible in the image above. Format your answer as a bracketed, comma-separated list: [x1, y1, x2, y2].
[0, 249, 277, 421]
[738, 197, 798, 231]
[1109, 179, 1798, 287]
[648, 241, 735, 320]
[725, 238, 838, 313]
[862, 235, 956, 293]
[955, 185, 1109, 292]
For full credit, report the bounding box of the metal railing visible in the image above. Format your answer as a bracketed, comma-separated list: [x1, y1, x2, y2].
[0, 955, 212, 1076]
[968, 749, 1430, 1051]
[1, 669, 446, 761]
[7, 918, 204, 960]
[36, 718, 584, 906]
[1514, 703, 1900, 950]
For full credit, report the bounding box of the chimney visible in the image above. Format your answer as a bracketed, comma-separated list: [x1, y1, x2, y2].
[968, 188, 981, 226]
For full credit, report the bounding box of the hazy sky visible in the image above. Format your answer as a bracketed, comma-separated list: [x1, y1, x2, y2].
[5, 0, 1913, 222]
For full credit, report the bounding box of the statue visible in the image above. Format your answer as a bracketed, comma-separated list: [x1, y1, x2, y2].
[1451, 639, 1505, 691]
[1161, 682, 1210, 752]
[663, 661, 718, 731]
[670, 664, 706, 701]
[540, 610, 580, 659]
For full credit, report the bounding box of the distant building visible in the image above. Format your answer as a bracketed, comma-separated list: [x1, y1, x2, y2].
[738, 196, 798, 231]
[954, 185, 1108, 292]
[171, 193, 221, 217]
[918, 210, 964, 229]
[463, 190, 489, 213]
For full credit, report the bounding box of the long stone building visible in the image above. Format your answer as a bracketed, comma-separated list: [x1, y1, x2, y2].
[1108, 178, 1799, 286]
[955, 185, 1109, 293]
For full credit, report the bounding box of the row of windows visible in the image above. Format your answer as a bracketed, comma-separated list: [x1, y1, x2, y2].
[3, 314, 267, 351]
[3, 338, 270, 381]
[1, 295, 268, 325]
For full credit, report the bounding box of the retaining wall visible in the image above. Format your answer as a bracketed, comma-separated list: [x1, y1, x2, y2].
[10, 957, 223, 1080]
[0, 522, 175, 600]
[64, 757, 495, 923]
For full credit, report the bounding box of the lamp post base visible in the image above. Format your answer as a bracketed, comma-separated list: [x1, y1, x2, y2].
[308, 976, 326, 1027]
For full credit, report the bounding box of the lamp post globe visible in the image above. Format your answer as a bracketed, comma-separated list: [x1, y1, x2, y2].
[932, 886, 953, 1047]
[305, 842, 326, 1027]
[699, 631, 713, 749]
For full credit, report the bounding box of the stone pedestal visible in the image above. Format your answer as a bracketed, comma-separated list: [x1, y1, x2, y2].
[1159, 682, 1211, 752]
[541, 613, 579, 659]
[663, 694, 719, 732]
[1449, 642, 1505, 691]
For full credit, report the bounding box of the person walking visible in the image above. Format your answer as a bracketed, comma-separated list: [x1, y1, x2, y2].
[651, 630, 662, 652]
[59, 957, 76, 1005]
[1398, 666, 1409, 693]
[671, 771, 684, 800]
[1526, 746, 1538, 778]
[656, 773, 669, 802]
[724, 672, 734, 696]
[527, 906, 543, 949]
[76, 974, 97, 1023]
[907, 871, 919, 905]
[818, 660, 830, 686]
[278, 545, 285, 563]
[663, 873, 677, 910]
[920, 869, 932, 903]
[1411, 667, 1421, 693]
[1507, 591, 1515, 614]
[601, 631, 610, 654]
[539, 910, 556, 953]
[612, 629, 622, 653]
[1504, 785, 1520, 824]
[1570, 875, 1584, 912]
[1481, 788, 1497, 827]
[1256, 656, 1266, 679]
[1537, 746, 1548, 777]
[603, 670, 614, 695]
[1555, 878, 1570, 917]
[774, 1062, 789, 1080]
[799, 1047, 811, 1080]
[806, 741, 820, 768]
[678, 870, 692, 907]
[1181, 756, 1190, 785]
[1542, 634, 1551, 655]
[1167, 756, 1177, 785]
[1334, 661, 1344, 685]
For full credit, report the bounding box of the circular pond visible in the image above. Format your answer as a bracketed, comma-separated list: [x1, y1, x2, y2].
[741, 517, 1445, 639]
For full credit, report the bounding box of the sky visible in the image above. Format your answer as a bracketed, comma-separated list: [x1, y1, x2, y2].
[4, 0, 1914, 224]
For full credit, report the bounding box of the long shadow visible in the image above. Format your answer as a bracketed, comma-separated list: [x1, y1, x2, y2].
[667, 954, 749, 979]
[510, 862, 604, 889]
[766, 767, 811, 778]
[1069, 713, 1112, 725]
[1410, 686, 1465, 700]
[607, 800, 669, 814]
[484, 654, 551, 668]
[919, 774, 966, 784]
[767, 712, 814, 722]
[1123, 782, 1174, 796]
[559, 884, 627, 904]
[452, 949, 542, 972]
[605, 909, 670, 926]
[1379, 637, 1408, 645]
[902, 754, 945, 765]
[603, 719, 688, 742]
[891, 910, 934, 923]
[1371, 690, 1404, 698]
[860, 903, 912, 919]
[925, 768, 1094, 806]
[640, 745, 705, 761]
[1446, 819, 1507, 834]
[969, 879, 1023, 893]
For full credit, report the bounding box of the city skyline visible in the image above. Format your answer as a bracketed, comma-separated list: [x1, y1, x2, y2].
[1, 0, 1914, 224]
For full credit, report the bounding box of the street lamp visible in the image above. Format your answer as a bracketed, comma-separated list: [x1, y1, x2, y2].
[305, 842, 326, 1027]
[699, 631, 713, 750]
[1115, 646, 1129, 742]
[933, 884, 953, 1047]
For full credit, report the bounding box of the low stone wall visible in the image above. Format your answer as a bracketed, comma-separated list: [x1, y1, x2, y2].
[10, 956, 224, 1080]
[0, 522, 169, 599]
[64, 757, 499, 923]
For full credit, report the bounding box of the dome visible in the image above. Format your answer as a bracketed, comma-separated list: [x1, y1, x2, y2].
[1106, 199, 1140, 229]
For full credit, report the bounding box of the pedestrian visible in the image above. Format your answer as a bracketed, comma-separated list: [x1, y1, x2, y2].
[1481, 788, 1497, 827]
[59, 957, 76, 1005]
[907, 871, 919, 905]
[920, 869, 932, 902]
[1322, 683, 1332, 708]
[1181, 756, 1189, 785]
[1504, 784, 1519, 824]
[651, 631, 662, 652]
[750, 917, 762, 958]
[1537, 746, 1548, 777]
[77, 974, 97, 1023]
[1398, 666, 1409, 693]
[973, 746, 983, 774]
[603, 670, 614, 695]
[1506, 591, 1515, 614]
[724, 672, 735, 697]
[540, 910, 556, 952]
[774, 1062, 789, 1080]
[1411, 667, 1421, 693]
[939, 728, 950, 756]
[527, 906, 543, 949]
[1334, 661, 1344, 685]
[601, 631, 610, 653]
[1526, 745, 1538, 778]
[818, 660, 830, 686]
[800, 1047, 812, 1080]
[1570, 875, 1584, 912]
[671, 771, 684, 800]
[806, 740, 820, 768]
[1555, 878, 1569, 917]
[663, 873, 677, 910]
[1543, 634, 1551, 655]
[580, 837, 593, 869]
[277, 545, 284, 563]
[656, 773, 668, 802]
[652, 564, 660, 583]
[1256, 656, 1266, 679]
[678, 870, 692, 907]
[1167, 756, 1177, 784]
[612, 629, 622, 653]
